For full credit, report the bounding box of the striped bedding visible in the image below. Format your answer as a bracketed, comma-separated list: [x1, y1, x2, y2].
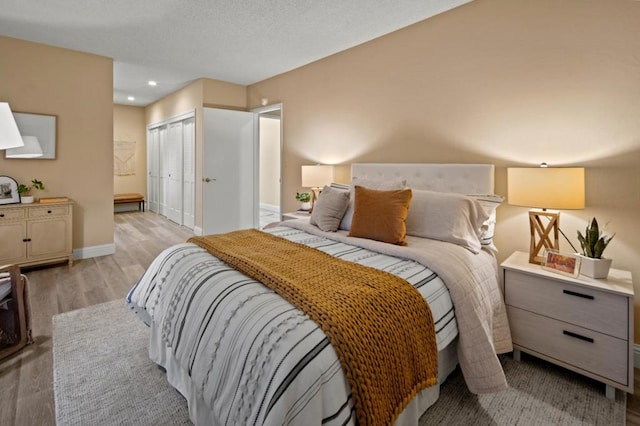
[127, 225, 458, 425]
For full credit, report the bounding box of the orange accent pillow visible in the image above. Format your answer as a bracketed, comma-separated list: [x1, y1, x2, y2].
[348, 186, 412, 246]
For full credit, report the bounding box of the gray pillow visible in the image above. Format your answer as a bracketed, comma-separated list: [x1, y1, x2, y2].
[310, 186, 350, 232]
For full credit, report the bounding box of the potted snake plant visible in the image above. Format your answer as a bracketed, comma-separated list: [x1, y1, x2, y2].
[576, 217, 614, 279]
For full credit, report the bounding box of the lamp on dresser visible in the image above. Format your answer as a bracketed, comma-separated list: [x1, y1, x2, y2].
[0, 102, 24, 150]
[301, 164, 334, 212]
[507, 164, 585, 264]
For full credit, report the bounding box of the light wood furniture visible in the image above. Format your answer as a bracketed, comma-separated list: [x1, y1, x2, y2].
[502, 251, 634, 399]
[0, 264, 31, 361]
[114, 193, 145, 212]
[0, 201, 73, 268]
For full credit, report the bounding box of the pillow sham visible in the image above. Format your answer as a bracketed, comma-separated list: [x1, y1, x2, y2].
[467, 194, 504, 249]
[405, 190, 490, 253]
[339, 178, 407, 231]
[309, 186, 351, 232]
[348, 186, 412, 246]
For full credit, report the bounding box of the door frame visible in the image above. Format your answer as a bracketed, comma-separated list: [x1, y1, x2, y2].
[251, 103, 284, 225]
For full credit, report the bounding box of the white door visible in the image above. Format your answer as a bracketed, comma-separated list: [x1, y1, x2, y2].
[167, 122, 183, 224]
[203, 108, 257, 234]
[147, 128, 159, 212]
[182, 117, 195, 229]
[158, 126, 169, 217]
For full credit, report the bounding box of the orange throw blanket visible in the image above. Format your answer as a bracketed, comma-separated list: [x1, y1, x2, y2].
[188, 229, 438, 426]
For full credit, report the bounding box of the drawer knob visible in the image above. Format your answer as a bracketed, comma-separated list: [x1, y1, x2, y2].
[563, 289, 594, 300]
[0, 213, 4, 217]
[48, 210, 52, 214]
[563, 330, 594, 343]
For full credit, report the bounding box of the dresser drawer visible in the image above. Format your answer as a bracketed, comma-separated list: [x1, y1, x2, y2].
[28, 205, 69, 218]
[0, 208, 26, 221]
[508, 306, 629, 385]
[505, 270, 628, 339]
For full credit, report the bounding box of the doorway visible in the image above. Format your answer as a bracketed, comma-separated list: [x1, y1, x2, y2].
[254, 105, 282, 229]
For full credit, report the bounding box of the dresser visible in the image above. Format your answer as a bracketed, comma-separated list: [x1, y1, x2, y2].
[0, 201, 73, 267]
[502, 251, 634, 399]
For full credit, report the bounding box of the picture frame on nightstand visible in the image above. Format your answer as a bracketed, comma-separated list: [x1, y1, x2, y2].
[542, 249, 581, 278]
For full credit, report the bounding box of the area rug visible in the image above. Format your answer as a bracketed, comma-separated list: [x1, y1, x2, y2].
[53, 300, 626, 425]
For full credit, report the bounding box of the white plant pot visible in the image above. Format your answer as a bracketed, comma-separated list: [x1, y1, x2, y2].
[300, 202, 311, 211]
[21, 195, 34, 204]
[578, 255, 612, 279]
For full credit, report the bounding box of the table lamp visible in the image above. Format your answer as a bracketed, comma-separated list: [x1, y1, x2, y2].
[0, 102, 24, 150]
[508, 165, 585, 264]
[301, 165, 334, 212]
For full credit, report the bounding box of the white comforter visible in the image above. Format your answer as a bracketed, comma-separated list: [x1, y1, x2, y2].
[128, 222, 511, 425]
[285, 220, 513, 394]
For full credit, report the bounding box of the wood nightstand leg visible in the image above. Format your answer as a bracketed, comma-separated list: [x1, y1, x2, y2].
[513, 349, 521, 361]
[605, 385, 615, 400]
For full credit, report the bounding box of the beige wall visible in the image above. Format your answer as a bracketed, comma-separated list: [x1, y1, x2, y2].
[145, 78, 246, 229]
[247, 0, 640, 338]
[114, 105, 146, 195]
[259, 116, 281, 208]
[0, 36, 114, 251]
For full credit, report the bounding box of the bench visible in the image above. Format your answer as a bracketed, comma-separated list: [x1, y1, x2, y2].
[114, 193, 145, 212]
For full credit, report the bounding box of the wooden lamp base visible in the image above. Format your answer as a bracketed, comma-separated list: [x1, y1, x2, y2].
[529, 209, 560, 264]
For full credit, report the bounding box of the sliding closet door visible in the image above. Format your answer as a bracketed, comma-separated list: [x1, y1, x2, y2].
[158, 126, 169, 217]
[166, 122, 183, 224]
[203, 108, 257, 234]
[182, 117, 195, 229]
[146, 128, 159, 213]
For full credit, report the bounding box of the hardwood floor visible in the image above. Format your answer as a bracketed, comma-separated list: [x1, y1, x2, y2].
[0, 211, 194, 426]
[0, 210, 638, 425]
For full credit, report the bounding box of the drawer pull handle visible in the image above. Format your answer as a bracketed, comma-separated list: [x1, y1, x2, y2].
[563, 289, 594, 300]
[22, 238, 32, 242]
[563, 330, 594, 343]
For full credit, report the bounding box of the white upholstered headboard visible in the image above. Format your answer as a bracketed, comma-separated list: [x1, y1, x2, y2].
[351, 163, 495, 195]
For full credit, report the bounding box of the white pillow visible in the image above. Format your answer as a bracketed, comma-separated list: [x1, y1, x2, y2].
[339, 178, 407, 231]
[405, 190, 490, 253]
[467, 194, 504, 250]
[310, 186, 350, 232]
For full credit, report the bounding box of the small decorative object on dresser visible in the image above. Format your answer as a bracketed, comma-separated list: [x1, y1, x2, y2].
[17, 178, 45, 204]
[576, 217, 614, 279]
[0, 176, 20, 205]
[502, 251, 633, 399]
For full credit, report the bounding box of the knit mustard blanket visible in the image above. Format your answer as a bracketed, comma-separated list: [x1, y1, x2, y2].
[188, 229, 437, 426]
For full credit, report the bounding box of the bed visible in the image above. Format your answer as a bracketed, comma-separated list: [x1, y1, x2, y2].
[127, 163, 512, 425]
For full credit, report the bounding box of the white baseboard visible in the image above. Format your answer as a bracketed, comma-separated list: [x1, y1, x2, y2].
[193, 226, 203, 236]
[260, 202, 280, 213]
[635, 344, 640, 369]
[73, 243, 116, 260]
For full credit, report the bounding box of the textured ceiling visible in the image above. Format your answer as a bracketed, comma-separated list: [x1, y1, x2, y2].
[0, 0, 472, 106]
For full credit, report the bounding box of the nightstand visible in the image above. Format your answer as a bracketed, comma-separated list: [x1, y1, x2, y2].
[281, 211, 311, 222]
[502, 251, 634, 399]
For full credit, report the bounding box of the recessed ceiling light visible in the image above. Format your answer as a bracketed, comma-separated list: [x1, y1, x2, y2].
[128, 96, 135, 101]
[148, 81, 157, 86]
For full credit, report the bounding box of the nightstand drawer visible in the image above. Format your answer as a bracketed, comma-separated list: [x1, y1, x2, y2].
[508, 306, 628, 385]
[505, 270, 628, 339]
[0, 208, 26, 221]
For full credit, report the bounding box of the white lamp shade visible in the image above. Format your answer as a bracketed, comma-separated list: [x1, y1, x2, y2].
[0, 102, 24, 150]
[5, 135, 43, 158]
[507, 167, 585, 210]
[301, 165, 334, 188]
